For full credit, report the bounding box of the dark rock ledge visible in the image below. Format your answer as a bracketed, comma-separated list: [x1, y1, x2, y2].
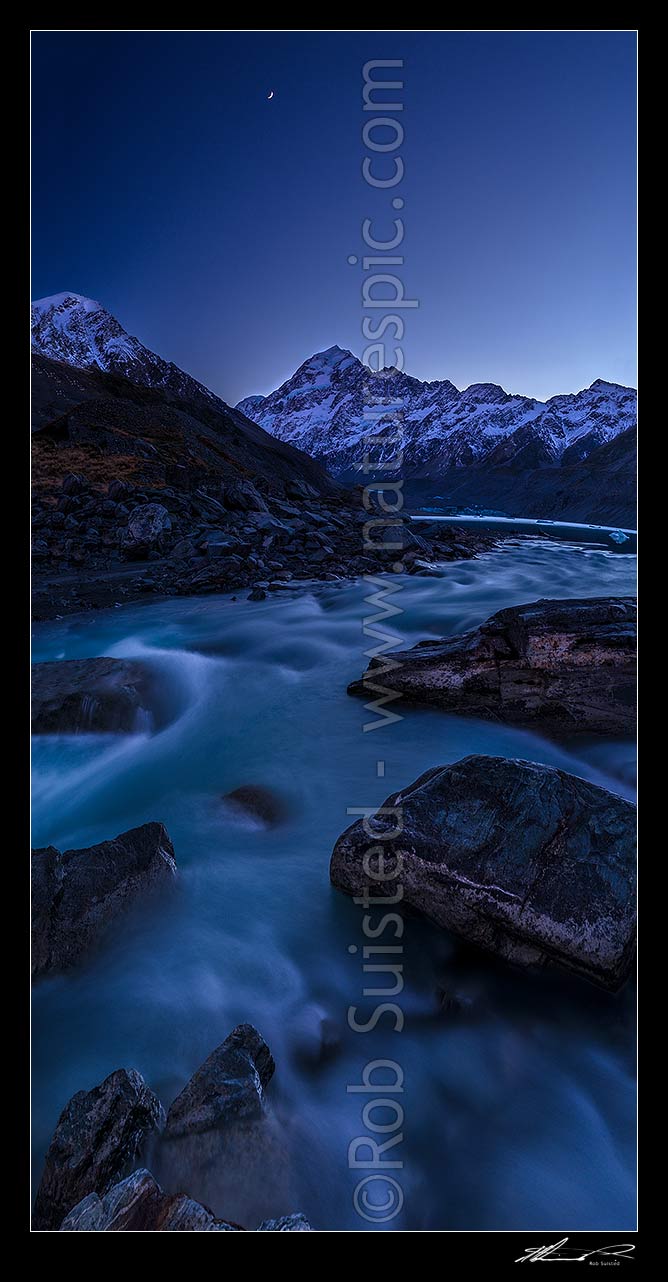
[330, 755, 636, 990]
[349, 596, 637, 736]
[32, 822, 177, 980]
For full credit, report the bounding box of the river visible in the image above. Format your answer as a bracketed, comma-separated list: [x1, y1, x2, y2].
[31, 535, 637, 1231]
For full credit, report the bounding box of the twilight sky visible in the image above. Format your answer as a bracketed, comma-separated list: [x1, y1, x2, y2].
[31, 30, 636, 405]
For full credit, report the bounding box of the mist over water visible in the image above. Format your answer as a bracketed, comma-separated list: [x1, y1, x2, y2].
[31, 539, 637, 1231]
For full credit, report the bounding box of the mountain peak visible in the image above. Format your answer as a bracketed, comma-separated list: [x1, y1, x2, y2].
[237, 352, 637, 477]
[31, 291, 226, 413]
[308, 344, 356, 367]
[587, 377, 634, 394]
[32, 291, 104, 314]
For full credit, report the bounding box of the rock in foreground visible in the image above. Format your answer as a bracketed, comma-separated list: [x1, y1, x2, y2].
[32, 657, 157, 733]
[60, 1169, 313, 1231]
[60, 1169, 241, 1231]
[33, 1071, 164, 1231]
[32, 822, 177, 979]
[258, 1213, 313, 1231]
[349, 596, 636, 735]
[330, 755, 636, 990]
[163, 1024, 275, 1139]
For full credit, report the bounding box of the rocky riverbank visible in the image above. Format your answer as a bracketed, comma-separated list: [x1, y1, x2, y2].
[32, 348, 505, 623]
[32, 470, 500, 620]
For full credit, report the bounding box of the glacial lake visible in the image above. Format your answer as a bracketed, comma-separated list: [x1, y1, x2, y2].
[412, 512, 637, 553]
[31, 537, 637, 1231]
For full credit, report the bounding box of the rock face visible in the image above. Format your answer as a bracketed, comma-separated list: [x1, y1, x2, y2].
[330, 755, 636, 990]
[33, 1071, 164, 1231]
[349, 597, 636, 736]
[32, 656, 156, 733]
[60, 1168, 313, 1231]
[163, 1025, 275, 1140]
[32, 822, 177, 979]
[60, 1169, 242, 1232]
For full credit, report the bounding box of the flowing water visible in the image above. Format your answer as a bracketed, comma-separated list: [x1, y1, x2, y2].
[31, 538, 637, 1231]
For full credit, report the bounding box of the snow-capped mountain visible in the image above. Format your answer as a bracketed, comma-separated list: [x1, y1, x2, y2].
[237, 346, 637, 478]
[31, 292, 223, 412]
[31, 298, 636, 498]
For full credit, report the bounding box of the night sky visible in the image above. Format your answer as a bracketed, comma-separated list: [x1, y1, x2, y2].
[31, 30, 636, 404]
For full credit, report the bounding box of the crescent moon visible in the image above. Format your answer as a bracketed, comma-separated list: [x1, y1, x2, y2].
[267, 90, 274, 100]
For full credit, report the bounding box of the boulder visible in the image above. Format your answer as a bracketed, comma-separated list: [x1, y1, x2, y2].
[349, 596, 636, 735]
[60, 1169, 242, 1232]
[32, 822, 177, 979]
[221, 784, 290, 828]
[33, 1072, 164, 1231]
[61, 472, 87, 495]
[32, 656, 157, 734]
[330, 755, 636, 990]
[258, 1213, 313, 1231]
[221, 479, 268, 513]
[163, 1024, 275, 1140]
[285, 478, 319, 501]
[60, 1168, 313, 1231]
[123, 502, 171, 556]
[245, 511, 293, 535]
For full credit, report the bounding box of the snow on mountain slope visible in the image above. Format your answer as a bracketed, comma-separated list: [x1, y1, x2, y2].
[31, 292, 224, 412]
[237, 347, 637, 478]
[32, 297, 636, 485]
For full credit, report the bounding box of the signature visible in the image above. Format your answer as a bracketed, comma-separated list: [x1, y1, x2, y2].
[516, 1237, 635, 1263]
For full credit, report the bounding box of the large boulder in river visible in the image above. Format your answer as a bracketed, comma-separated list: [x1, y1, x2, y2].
[33, 1071, 164, 1231]
[330, 755, 636, 990]
[349, 596, 636, 735]
[32, 822, 177, 979]
[32, 656, 157, 733]
[157, 1027, 296, 1228]
[163, 1024, 275, 1140]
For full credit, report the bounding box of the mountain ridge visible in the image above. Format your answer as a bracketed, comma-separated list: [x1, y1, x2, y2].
[32, 292, 227, 419]
[236, 345, 636, 480]
[31, 293, 636, 524]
